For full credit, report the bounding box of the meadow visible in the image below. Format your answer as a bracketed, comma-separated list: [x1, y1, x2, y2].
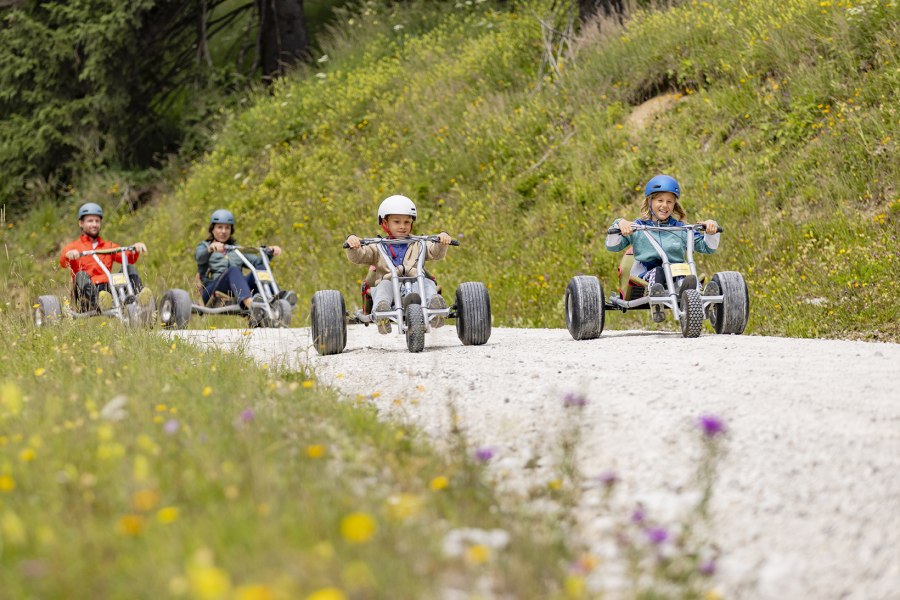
[1, 0, 897, 597]
[2, 0, 897, 340]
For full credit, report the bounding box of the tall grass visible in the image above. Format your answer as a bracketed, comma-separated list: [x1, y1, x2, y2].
[0, 314, 574, 598]
[5, 0, 896, 340]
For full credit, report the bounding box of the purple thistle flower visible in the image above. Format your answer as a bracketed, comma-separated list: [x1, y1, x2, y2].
[163, 419, 180, 435]
[645, 527, 668, 545]
[474, 446, 495, 463]
[563, 392, 588, 408]
[598, 470, 618, 489]
[630, 506, 645, 524]
[240, 408, 255, 423]
[697, 414, 727, 438]
[699, 558, 717, 576]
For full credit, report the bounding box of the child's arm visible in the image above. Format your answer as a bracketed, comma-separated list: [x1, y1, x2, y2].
[345, 235, 379, 265]
[694, 220, 720, 254]
[605, 218, 634, 252]
[425, 231, 451, 260]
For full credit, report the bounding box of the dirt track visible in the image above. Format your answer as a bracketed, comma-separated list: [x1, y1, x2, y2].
[172, 326, 900, 599]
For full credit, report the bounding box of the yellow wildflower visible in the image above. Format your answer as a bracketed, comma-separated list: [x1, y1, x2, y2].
[157, 506, 180, 524]
[305, 588, 347, 600]
[429, 475, 449, 491]
[306, 444, 325, 458]
[117, 514, 144, 536]
[0, 475, 16, 492]
[340, 512, 377, 544]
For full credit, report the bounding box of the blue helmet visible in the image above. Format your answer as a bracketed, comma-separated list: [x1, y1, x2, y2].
[644, 175, 681, 199]
[210, 209, 235, 225]
[77, 202, 103, 219]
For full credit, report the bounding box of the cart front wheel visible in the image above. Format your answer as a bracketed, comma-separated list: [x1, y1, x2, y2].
[455, 282, 491, 346]
[565, 276, 604, 341]
[311, 290, 346, 355]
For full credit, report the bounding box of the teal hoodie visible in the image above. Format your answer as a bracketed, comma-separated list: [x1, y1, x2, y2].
[605, 217, 718, 270]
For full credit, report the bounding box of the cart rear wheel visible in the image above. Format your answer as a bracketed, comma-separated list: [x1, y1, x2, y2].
[455, 282, 491, 346]
[709, 271, 749, 335]
[272, 299, 292, 328]
[311, 290, 346, 355]
[405, 303, 426, 353]
[34, 295, 62, 327]
[159, 289, 192, 329]
[565, 276, 604, 340]
[680, 288, 703, 338]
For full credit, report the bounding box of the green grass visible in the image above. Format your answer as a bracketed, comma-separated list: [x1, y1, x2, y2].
[3, 0, 897, 340]
[0, 313, 573, 598]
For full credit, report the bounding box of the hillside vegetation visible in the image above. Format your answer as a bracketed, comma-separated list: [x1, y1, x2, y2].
[3, 0, 899, 340]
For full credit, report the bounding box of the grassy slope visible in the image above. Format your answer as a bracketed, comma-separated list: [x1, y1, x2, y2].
[4, 0, 898, 340]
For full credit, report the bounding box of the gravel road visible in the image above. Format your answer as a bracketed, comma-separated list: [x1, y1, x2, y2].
[172, 325, 900, 599]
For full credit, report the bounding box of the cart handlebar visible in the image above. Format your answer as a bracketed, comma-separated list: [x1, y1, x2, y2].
[343, 235, 460, 249]
[606, 223, 725, 235]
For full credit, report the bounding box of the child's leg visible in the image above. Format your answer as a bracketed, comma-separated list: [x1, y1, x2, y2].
[423, 279, 447, 328]
[371, 281, 394, 334]
[371, 281, 394, 310]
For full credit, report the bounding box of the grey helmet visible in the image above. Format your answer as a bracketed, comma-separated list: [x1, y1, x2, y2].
[77, 202, 103, 219]
[210, 209, 235, 225]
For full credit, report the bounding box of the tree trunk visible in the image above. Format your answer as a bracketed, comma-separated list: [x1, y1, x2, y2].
[578, 0, 625, 22]
[256, 0, 308, 80]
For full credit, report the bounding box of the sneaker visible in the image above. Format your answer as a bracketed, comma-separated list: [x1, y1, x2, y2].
[137, 286, 154, 307]
[374, 300, 392, 334]
[97, 290, 114, 312]
[649, 283, 666, 323]
[678, 275, 698, 296]
[426, 294, 448, 328]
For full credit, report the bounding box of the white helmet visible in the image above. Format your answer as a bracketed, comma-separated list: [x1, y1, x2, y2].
[377, 195, 417, 224]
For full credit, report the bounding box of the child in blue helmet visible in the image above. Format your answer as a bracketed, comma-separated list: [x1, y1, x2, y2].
[606, 175, 720, 320]
[195, 209, 293, 323]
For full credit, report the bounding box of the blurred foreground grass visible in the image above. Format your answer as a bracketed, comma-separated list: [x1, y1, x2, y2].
[0, 313, 570, 599]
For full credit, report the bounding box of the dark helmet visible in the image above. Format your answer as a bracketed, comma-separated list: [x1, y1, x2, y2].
[210, 209, 235, 226]
[644, 175, 681, 199]
[77, 202, 103, 219]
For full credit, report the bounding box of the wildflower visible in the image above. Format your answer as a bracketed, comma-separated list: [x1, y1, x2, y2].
[157, 506, 180, 524]
[302, 380, 315, 388]
[473, 446, 495, 463]
[33, 367, 46, 377]
[385, 493, 423, 521]
[239, 409, 255, 423]
[429, 475, 449, 491]
[19, 448, 36, 462]
[645, 527, 668, 545]
[132, 489, 161, 512]
[630, 505, 645, 523]
[235, 585, 273, 600]
[100, 395, 128, 421]
[699, 557, 717, 576]
[465, 544, 491, 565]
[697, 414, 727, 438]
[202, 386, 213, 397]
[0, 475, 15, 492]
[340, 512, 377, 544]
[164, 419, 180, 435]
[117, 514, 144, 536]
[563, 391, 587, 407]
[305, 588, 346, 600]
[442, 528, 509, 558]
[306, 444, 325, 458]
[598, 470, 618, 490]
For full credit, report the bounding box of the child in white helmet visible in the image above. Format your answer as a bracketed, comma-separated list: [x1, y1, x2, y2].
[345, 195, 451, 334]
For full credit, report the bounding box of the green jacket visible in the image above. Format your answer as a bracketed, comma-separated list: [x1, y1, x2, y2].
[605, 218, 718, 270]
[195, 242, 266, 285]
